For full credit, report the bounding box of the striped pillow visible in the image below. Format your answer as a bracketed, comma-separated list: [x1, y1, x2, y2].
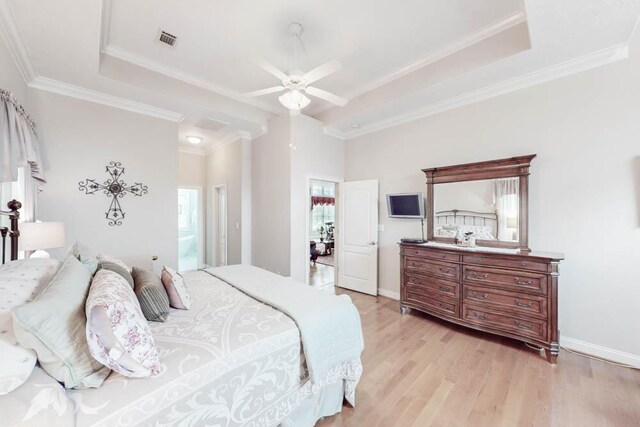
[131, 268, 170, 322]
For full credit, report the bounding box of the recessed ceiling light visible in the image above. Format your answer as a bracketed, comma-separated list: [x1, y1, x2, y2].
[351, 123, 361, 129]
[187, 136, 203, 145]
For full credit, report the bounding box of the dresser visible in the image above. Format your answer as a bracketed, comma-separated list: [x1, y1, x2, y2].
[400, 243, 564, 363]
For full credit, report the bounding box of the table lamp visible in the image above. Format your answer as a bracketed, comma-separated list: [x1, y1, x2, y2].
[19, 222, 65, 258]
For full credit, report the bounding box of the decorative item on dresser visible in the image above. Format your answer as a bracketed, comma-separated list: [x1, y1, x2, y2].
[0, 199, 21, 263]
[400, 155, 564, 363]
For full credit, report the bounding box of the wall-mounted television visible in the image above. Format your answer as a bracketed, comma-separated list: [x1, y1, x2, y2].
[386, 193, 425, 218]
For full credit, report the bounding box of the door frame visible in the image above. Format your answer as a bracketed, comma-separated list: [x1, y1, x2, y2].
[178, 186, 205, 271]
[305, 174, 343, 286]
[211, 183, 228, 267]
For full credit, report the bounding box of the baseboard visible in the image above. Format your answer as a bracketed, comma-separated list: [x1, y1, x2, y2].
[560, 335, 640, 368]
[378, 289, 400, 300]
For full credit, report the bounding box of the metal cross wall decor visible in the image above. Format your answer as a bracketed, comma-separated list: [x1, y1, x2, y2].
[78, 162, 148, 226]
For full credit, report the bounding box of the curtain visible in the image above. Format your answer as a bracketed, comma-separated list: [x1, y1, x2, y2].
[494, 178, 519, 241]
[0, 89, 46, 187]
[311, 196, 335, 207]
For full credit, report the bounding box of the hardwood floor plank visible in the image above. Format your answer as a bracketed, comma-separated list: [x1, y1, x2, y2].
[317, 291, 640, 427]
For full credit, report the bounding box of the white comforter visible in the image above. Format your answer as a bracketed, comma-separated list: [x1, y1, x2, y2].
[205, 265, 365, 385]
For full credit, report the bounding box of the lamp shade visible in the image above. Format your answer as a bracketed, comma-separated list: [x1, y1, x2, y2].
[19, 222, 65, 251]
[506, 217, 518, 229]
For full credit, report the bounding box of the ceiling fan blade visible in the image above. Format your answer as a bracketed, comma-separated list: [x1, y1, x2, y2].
[244, 86, 285, 97]
[303, 59, 342, 84]
[304, 86, 348, 107]
[255, 57, 289, 81]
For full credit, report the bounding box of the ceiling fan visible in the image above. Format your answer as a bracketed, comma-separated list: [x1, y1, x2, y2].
[244, 23, 348, 112]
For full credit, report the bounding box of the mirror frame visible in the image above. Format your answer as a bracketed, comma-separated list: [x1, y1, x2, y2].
[422, 155, 536, 252]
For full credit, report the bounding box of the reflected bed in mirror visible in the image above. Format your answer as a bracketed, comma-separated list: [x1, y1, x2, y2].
[433, 178, 520, 243]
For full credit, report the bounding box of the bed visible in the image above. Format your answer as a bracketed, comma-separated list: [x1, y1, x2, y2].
[433, 209, 498, 240]
[0, 201, 364, 426]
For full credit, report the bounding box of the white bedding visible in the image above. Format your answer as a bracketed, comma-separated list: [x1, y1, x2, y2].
[0, 271, 363, 426]
[206, 265, 364, 386]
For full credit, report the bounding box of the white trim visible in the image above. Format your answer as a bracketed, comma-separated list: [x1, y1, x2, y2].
[99, 0, 112, 51]
[560, 335, 640, 368]
[240, 139, 252, 265]
[323, 126, 346, 141]
[178, 146, 207, 156]
[344, 44, 628, 140]
[308, 11, 526, 116]
[101, 44, 281, 114]
[250, 125, 268, 140]
[378, 289, 399, 300]
[0, 1, 37, 83]
[28, 76, 185, 122]
[205, 132, 241, 154]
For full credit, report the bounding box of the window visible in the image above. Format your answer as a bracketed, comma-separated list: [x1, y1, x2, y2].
[310, 181, 335, 242]
[0, 167, 29, 228]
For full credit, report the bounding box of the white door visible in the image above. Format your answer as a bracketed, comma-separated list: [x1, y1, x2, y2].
[217, 187, 227, 266]
[338, 180, 378, 295]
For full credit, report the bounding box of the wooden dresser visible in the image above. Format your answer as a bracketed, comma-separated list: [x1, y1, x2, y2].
[400, 243, 564, 363]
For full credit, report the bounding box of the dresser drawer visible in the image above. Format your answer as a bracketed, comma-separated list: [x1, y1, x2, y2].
[406, 291, 459, 317]
[402, 247, 460, 263]
[464, 254, 549, 273]
[463, 285, 547, 318]
[463, 305, 548, 341]
[463, 266, 547, 295]
[405, 257, 459, 281]
[405, 273, 459, 299]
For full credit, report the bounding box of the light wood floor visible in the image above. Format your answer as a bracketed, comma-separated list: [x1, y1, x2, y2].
[310, 263, 335, 288]
[318, 290, 640, 427]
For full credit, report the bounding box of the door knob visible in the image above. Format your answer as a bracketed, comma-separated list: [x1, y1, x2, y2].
[369, 241, 377, 245]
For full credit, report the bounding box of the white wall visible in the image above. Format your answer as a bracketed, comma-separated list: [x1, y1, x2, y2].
[33, 91, 179, 271]
[178, 151, 206, 188]
[289, 114, 344, 283]
[345, 32, 640, 362]
[206, 140, 243, 266]
[252, 114, 291, 275]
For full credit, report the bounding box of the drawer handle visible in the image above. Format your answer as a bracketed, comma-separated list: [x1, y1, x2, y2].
[438, 267, 454, 275]
[439, 286, 451, 293]
[515, 320, 533, 330]
[409, 279, 423, 286]
[514, 299, 533, 308]
[469, 271, 489, 280]
[471, 311, 488, 321]
[471, 292, 488, 301]
[514, 277, 533, 286]
[410, 262, 423, 268]
[438, 302, 452, 311]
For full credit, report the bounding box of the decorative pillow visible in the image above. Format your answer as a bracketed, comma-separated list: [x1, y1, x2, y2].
[131, 267, 170, 322]
[12, 255, 111, 389]
[86, 269, 161, 378]
[161, 266, 191, 309]
[100, 261, 134, 289]
[96, 254, 130, 272]
[0, 258, 60, 311]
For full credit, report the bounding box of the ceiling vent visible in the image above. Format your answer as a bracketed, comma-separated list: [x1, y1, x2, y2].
[158, 30, 177, 47]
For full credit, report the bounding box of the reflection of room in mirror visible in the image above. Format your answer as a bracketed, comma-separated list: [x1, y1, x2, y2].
[433, 178, 519, 242]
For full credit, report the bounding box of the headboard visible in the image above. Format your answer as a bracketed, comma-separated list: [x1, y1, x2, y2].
[0, 199, 21, 264]
[435, 209, 499, 239]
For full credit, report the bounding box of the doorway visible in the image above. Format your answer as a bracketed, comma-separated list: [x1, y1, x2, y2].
[178, 187, 203, 272]
[308, 179, 337, 290]
[212, 184, 228, 267]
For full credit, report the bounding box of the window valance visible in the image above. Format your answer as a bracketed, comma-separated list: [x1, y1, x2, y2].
[311, 196, 335, 207]
[1, 89, 46, 186]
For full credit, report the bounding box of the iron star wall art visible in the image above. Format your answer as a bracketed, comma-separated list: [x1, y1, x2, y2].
[78, 162, 148, 226]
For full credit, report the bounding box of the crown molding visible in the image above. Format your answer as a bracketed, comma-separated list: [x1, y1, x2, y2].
[0, 1, 37, 83]
[28, 77, 186, 122]
[178, 146, 206, 156]
[344, 43, 628, 140]
[99, 0, 113, 51]
[249, 124, 268, 139]
[101, 44, 282, 115]
[308, 11, 527, 116]
[205, 131, 243, 154]
[323, 126, 345, 141]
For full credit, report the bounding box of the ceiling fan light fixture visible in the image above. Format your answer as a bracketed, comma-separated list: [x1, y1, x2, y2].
[279, 90, 311, 111]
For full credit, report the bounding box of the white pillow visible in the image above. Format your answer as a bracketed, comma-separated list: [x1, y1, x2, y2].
[0, 258, 59, 395]
[86, 270, 161, 378]
[161, 266, 191, 309]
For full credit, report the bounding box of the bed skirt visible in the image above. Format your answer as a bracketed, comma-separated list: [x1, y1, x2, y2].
[280, 380, 345, 427]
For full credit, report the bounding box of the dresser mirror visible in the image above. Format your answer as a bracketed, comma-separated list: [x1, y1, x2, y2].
[423, 155, 536, 252]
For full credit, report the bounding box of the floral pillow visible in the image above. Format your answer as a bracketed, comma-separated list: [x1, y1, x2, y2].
[86, 269, 161, 378]
[161, 266, 191, 309]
